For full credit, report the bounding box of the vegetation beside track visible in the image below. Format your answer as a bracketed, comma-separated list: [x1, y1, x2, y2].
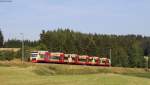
[0, 60, 149, 75]
[0, 60, 150, 85]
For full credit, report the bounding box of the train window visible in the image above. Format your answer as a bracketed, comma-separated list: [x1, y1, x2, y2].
[31, 54, 37, 57]
[79, 59, 87, 62]
[50, 56, 60, 60]
[64, 57, 68, 60]
[102, 60, 105, 63]
[89, 59, 93, 62]
[72, 57, 75, 61]
[39, 54, 45, 58]
[32, 58, 36, 61]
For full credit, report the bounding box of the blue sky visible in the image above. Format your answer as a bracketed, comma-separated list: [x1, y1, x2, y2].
[0, 0, 150, 40]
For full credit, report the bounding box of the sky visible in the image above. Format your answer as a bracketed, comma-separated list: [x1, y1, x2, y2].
[0, 0, 150, 40]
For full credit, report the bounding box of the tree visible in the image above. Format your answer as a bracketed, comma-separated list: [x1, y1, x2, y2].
[0, 29, 4, 47]
[128, 41, 144, 67]
[35, 43, 47, 50]
[112, 47, 129, 67]
[39, 28, 148, 67]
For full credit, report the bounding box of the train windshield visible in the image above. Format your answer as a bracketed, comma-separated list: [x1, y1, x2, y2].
[31, 52, 38, 57]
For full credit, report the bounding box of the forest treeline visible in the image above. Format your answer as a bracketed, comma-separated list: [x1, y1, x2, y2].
[0, 29, 150, 67]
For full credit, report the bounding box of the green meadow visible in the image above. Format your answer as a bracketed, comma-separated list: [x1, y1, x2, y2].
[0, 61, 150, 85]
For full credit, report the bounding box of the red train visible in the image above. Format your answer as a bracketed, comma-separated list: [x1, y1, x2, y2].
[30, 51, 111, 66]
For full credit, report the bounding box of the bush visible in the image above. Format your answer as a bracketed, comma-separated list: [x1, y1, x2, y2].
[0, 48, 31, 61]
[0, 51, 16, 61]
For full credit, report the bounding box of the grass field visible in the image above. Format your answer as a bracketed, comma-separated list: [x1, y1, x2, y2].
[0, 61, 150, 85]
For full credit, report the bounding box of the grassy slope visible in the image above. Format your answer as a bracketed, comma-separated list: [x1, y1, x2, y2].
[0, 61, 150, 85]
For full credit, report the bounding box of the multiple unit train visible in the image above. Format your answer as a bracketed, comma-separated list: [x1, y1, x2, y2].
[30, 51, 111, 66]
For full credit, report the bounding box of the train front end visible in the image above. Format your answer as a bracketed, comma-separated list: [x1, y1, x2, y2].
[30, 51, 48, 63]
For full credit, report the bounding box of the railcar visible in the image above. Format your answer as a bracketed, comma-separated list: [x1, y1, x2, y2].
[47, 52, 64, 63]
[30, 51, 111, 67]
[76, 55, 89, 65]
[30, 51, 48, 63]
[99, 58, 110, 66]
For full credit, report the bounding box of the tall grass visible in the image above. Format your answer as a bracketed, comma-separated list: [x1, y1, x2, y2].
[0, 60, 149, 76]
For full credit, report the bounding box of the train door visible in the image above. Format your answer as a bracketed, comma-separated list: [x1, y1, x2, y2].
[99, 58, 110, 66]
[88, 57, 99, 65]
[64, 54, 77, 64]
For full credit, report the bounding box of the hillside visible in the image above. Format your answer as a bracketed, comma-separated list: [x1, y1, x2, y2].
[0, 60, 150, 85]
[0, 60, 149, 74]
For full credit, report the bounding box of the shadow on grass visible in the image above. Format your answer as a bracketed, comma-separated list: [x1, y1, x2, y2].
[121, 73, 150, 79]
[0, 63, 11, 67]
